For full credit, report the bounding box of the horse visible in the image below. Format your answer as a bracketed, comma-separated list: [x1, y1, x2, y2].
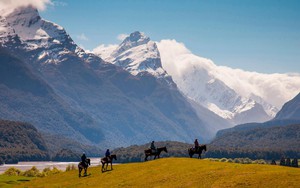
[101, 154, 117, 172]
[144, 146, 168, 161]
[188, 144, 207, 159]
[78, 158, 91, 177]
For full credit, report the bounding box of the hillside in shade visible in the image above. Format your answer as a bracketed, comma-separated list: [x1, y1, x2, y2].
[0, 120, 49, 164]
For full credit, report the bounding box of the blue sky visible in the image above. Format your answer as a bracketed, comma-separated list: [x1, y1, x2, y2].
[40, 0, 300, 73]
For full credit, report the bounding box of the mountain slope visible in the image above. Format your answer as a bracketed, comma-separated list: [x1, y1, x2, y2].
[95, 31, 231, 137]
[216, 92, 300, 136]
[103, 31, 169, 78]
[275, 92, 300, 120]
[0, 6, 215, 149]
[0, 48, 102, 145]
[95, 34, 279, 125]
[0, 119, 49, 164]
[156, 40, 277, 125]
[157, 40, 300, 124]
[207, 123, 300, 160]
[212, 124, 300, 151]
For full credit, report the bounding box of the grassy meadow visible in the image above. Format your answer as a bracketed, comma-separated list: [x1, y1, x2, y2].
[1, 158, 300, 188]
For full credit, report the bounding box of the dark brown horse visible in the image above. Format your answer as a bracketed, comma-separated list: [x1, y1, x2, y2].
[144, 146, 168, 161]
[78, 158, 90, 177]
[188, 145, 207, 159]
[101, 154, 117, 172]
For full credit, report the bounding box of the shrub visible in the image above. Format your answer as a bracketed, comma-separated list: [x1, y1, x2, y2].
[40, 167, 52, 177]
[253, 159, 267, 164]
[39, 167, 62, 177]
[208, 158, 219, 162]
[4, 167, 22, 176]
[242, 158, 252, 164]
[66, 164, 77, 171]
[220, 158, 227, 162]
[51, 167, 62, 174]
[23, 166, 40, 177]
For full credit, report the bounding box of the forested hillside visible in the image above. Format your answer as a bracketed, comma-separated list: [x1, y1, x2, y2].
[206, 124, 300, 159]
[112, 126, 300, 163]
[0, 120, 50, 164]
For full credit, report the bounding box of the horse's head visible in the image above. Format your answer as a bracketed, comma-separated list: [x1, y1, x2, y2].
[86, 158, 91, 165]
[111, 154, 117, 160]
[203, 145, 207, 152]
[163, 146, 168, 153]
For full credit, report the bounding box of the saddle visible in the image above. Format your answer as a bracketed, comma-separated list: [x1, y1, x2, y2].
[102, 156, 111, 163]
[81, 161, 88, 168]
[194, 147, 199, 152]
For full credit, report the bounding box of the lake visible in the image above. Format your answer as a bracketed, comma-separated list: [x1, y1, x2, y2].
[0, 158, 102, 174]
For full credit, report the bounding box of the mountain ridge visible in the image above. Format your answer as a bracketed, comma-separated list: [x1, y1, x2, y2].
[0, 6, 217, 149]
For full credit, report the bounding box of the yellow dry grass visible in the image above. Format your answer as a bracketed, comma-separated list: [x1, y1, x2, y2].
[13, 158, 300, 188]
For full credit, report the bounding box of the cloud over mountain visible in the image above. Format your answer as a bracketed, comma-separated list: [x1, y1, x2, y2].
[0, 0, 51, 15]
[157, 39, 300, 109]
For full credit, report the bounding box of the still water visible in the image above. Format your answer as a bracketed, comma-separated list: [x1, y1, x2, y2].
[0, 158, 102, 174]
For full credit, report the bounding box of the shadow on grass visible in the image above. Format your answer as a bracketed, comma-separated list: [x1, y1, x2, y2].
[17, 179, 30, 182]
[5, 180, 18, 184]
[79, 173, 91, 178]
[101, 169, 113, 173]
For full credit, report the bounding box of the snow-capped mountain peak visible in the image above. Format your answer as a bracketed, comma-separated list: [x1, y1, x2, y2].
[111, 31, 150, 57]
[95, 31, 169, 78]
[3, 5, 76, 50]
[5, 6, 63, 41]
[1, 6, 103, 67]
[0, 15, 16, 42]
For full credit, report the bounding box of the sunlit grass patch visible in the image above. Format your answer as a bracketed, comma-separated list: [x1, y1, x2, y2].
[8, 158, 300, 188]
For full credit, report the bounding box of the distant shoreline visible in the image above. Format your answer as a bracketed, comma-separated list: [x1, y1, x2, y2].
[0, 158, 106, 174]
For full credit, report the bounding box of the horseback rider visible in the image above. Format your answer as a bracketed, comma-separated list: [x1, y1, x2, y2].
[105, 149, 110, 159]
[81, 152, 87, 167]
[194, 139, 199, 152]
[150, 141, 157, 154]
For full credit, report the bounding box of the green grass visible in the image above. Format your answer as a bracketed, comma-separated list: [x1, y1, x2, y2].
[0, 175, 33, 188]
[6, 158, 300, 188]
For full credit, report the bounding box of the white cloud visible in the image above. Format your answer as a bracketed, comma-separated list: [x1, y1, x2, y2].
[117, 33, 128, 41]
[93, 44, 118, 60]
[76, 33, 89, 41]
[0, 0, 52, 15]
[157, 39, 300, 109]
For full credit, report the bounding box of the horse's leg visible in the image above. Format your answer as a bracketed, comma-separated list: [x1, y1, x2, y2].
[111, 162, 113, 170]
[145, 155, 148, 161]
[101, 163, 104, 172]
[79, 167, 81, 177]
